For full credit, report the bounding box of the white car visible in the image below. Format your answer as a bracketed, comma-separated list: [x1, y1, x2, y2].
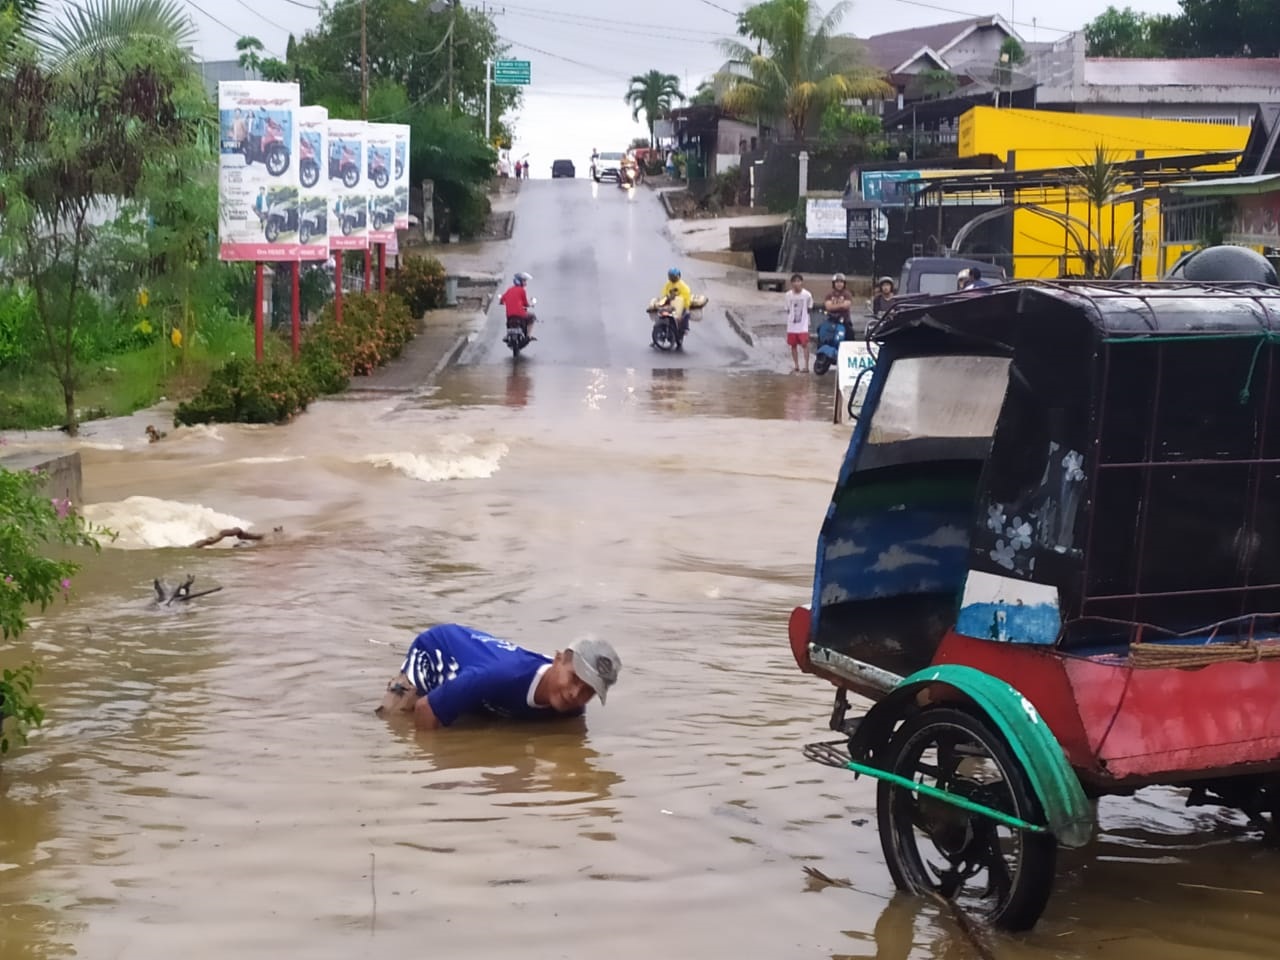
[591, 151, 625, 182]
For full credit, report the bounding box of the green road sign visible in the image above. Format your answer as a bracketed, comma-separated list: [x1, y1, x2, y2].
[493, 59, 531, 86]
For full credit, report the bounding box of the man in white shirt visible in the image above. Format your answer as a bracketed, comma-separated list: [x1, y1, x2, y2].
[784, 273, 814, 373]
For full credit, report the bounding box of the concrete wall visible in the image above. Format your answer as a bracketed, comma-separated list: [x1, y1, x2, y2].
[0, 451, 83, 506]
[942, 25, 1012, 72]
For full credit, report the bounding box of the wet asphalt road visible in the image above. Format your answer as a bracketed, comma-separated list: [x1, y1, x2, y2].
[460, 179, 753, 369]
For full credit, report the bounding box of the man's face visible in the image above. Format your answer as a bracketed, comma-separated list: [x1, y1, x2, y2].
[546, 652, 596, 713]
[833, 281, 847, 295]
[880, 282, 893, 295]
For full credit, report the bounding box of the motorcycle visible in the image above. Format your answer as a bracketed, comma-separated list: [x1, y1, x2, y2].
[649, 297, 686, 352]
[503, 298, 537, 359]
[338, 203, 367, 236]
[619, 163, 638, 189]
[299, 137, 320, 189]
[243, 117, 290, 177]
[298, 206, 327, 245]
[262, 200, 297, 243]
[812, 313, 847, 376]
[369, 195, 398, 231]
[369, 151, 390, 190]
[329, 144, 360, 188]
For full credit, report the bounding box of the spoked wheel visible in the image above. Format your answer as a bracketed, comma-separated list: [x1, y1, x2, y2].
[652, 320, 676, 351]
[877, 707, 1056, 931]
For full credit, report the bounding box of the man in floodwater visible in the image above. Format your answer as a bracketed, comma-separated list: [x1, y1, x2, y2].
[376, 624, 622, 730]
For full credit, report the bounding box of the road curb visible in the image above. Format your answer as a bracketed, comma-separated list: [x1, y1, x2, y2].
[430, 330, 472, 381]
[724, 308, 755, 347]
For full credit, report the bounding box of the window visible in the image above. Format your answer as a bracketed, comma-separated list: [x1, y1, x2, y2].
[868, 355, 1011, 445]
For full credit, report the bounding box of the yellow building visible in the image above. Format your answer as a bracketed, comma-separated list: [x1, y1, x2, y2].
[956, 107, 1250, 278]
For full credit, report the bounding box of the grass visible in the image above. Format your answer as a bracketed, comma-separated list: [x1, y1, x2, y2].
[0, 315, 261, 431]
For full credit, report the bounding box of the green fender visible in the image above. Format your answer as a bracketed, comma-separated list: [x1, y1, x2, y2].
[854, 664, 1094, 849]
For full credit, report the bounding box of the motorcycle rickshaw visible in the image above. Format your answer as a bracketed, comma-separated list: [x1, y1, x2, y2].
[790, 252, 1280, 930]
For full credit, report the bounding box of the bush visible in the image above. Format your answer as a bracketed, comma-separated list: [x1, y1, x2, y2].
[173, 356, 318, 426]
[388, 255, 447, 317]
[307, 291, 415, 377]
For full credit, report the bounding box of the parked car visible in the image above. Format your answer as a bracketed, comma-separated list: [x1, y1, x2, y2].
[551, 159, 575, 178]
[897, 256, 1008, 296]
[591, 151, 625, 182]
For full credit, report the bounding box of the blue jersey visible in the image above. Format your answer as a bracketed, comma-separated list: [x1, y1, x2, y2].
[399, 624, 563, 726]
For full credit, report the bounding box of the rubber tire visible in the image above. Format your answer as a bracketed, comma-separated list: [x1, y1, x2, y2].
[814, 355, 831, 376]
[395, 159, 404, 179]
[876, 706, 1056, 932]
[300, 161, 319, 188]
[652, 321, 676, 351]
[341, 217, 353, 237]
[343, 166, 359, 189]
[264, 218, 280, 243]
[266, 146, 290, 177]
[373, 170, 389, 189]
[299, 221, 312, 245]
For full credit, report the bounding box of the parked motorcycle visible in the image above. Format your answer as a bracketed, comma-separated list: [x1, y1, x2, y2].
[298, 206, 327, 245]
[329, 144, 360, 188]
[262, 200, 298, 243]
[503, 298, 537, 359]
[369, 151, 390, 190]
[338, 203, 367, 236]
[369, 195, 398, 231]
[812, 313, 847, 376]
[299, 137, 320, 188]
[243, 117, 290, 177]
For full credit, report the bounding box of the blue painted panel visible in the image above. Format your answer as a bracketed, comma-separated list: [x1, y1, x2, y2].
[956, 601, 1061, 645]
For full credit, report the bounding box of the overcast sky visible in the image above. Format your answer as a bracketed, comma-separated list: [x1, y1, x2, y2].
[49, 0, 1188, 175]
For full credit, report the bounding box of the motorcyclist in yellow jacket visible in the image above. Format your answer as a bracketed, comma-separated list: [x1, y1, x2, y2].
[659, 267, 692, 321]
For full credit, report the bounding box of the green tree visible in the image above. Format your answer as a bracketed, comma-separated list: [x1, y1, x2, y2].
[624, 70, 685, 145]
[1170, 0, 1279, 57]
[718, 0, 890, 140]
[1084, 5, 1168, 56]
[0, 466, 101, 756]
[236, 34, 263, 77]
[690, 79, 716, 106]
[0, 0, 205, 434]
[907, 67, 957, 100]
[259, 56, 289, 81]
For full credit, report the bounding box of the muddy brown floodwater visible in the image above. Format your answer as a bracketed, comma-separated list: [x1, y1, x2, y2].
[3, 365, 1280, 960]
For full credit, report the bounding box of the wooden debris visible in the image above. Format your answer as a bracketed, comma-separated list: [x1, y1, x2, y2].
[190, 527, 277, 548]
[152, 575, 223, 605]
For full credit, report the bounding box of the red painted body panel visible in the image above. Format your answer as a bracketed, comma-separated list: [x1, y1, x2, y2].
[933, 632, 1280, 788]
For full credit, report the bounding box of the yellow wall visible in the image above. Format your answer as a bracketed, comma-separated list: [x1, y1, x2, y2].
[956, 107, 1250, 278]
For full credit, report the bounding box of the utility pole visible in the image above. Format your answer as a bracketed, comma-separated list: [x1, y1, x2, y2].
[484, 57, 492, 142]
[447, 5, 455, 109]
[361, 0, 368, 120]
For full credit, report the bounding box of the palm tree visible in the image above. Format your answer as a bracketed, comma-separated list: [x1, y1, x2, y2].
[236, 35, 264, 79]
[1073, 145, 1124, 277]
[624, 70, 686, 145]
[718, 0, 890, 140]
[35, 0, 195, 66]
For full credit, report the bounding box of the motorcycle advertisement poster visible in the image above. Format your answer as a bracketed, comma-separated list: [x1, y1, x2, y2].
[327, 119, 368, 251]
[217, 80, 302, 261]
[390, 123, 411, 230]
[295, 105, 330, 260]
[365, 123, 397, 244]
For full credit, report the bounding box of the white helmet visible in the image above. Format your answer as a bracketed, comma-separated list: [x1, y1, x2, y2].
[514, 272, 532, 286]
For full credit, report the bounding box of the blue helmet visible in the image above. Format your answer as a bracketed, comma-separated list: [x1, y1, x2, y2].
[667, 267, 681, 281]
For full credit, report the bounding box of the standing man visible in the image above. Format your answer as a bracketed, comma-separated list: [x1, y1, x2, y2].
[822, 272, 855, 338]
[376, 624, 623, 729]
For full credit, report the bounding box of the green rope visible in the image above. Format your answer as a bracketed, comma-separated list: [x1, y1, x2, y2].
[845, 760, 1048, 834]
[1102, 330, 1280, 405]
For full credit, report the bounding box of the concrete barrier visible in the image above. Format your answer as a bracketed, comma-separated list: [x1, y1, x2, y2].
[0, 450, 83, 506]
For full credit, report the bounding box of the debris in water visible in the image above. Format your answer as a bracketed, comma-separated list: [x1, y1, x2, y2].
[190, 526, 283, 548]
[145, 425, 166, 443]
[802, 866, 855, 890]
[152, 575, 223, 606]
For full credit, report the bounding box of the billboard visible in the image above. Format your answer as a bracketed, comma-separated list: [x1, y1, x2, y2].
[365, 123, 398, 243]
[391, 123, 411, 230]
[805, 197, 846, 240]
[218, 81, 302, 261]
[861, 169, 1005, 207]
[328, 119, 368, 250]
[295, 106, 330, 261]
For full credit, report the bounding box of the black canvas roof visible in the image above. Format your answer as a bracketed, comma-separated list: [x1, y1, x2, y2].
[875, 281, 1280, 343]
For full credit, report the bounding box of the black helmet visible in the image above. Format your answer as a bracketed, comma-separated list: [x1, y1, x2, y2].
[1168, 245, 1278, 285]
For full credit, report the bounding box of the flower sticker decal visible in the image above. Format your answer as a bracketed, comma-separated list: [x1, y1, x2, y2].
[990, 540, 1017, 570]
[1063, 450, 1084, 483]
[987, 504, 1007, 533]
[1007, 517, 1032, 551]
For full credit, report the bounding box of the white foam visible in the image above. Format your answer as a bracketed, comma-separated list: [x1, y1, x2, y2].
[77, 441, 126, 451]
[175, 424, 224, 442]
[81, 496, 251, 550]
[359, 444, 508, 483]
[232, 456, 305, 465]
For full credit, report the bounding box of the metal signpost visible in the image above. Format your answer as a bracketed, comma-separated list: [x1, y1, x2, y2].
[486, 58, 530, 141]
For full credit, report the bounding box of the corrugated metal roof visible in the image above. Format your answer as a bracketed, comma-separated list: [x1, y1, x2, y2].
[1165, 173, 1280, 196]
[852, 18, 987, 73]
[1083, 58, 1280, 88]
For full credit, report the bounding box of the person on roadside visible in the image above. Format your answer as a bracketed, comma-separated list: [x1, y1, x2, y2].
[957, 268, 973, 290]
[499, 271, 537, 340]
[823, 272, 855, 338]
[785, 272, 814, 373]
[871, 276, 896, 317]
[376, 623, 622, 729]
[967, 266, 992, 288]
[658, 267, 694, 344]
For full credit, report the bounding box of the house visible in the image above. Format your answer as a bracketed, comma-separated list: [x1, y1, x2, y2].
[665, 105, 763, 180]
[1030, 32, 1280, 128]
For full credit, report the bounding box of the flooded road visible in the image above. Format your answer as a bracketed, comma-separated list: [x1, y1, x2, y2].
[4, 185, 1280, 959]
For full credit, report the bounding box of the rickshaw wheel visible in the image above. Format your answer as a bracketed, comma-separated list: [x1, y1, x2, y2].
[877, 706, 1055, 931]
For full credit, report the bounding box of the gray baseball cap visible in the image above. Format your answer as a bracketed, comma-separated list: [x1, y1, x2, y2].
[567, 636, 622, 705]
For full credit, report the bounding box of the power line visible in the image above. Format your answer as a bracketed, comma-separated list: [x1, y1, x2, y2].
[693, 0, 740, 15]
[500, 37, 634, 82]
[497, 0, 725, 38]
[877, 0, 1072, 35]
[184, 0, 284, 58]
[497, 8, 721, 46]
[229, 0, 292, 36]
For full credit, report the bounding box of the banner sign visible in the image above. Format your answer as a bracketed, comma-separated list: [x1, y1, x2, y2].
[295, 105, 329, 261]
[365, 123, 398, 243]
[391, 123, 411, 230]
[218, 81, 301, 261]
[805, 197, 846, 240]
[328, 119, 368, 250]
[1227, 192, 1280, 246]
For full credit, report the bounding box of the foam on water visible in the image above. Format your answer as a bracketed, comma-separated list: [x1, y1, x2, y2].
[358, 443, 508, 483]
[81, 495, 251, 549]
[232, 456, 305, 465]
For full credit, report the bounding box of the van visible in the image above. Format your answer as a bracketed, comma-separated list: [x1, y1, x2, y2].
[898, 257, 1007, 296]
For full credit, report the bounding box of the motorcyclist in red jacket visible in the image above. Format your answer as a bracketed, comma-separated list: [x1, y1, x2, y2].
[499, 272, 536, 339]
